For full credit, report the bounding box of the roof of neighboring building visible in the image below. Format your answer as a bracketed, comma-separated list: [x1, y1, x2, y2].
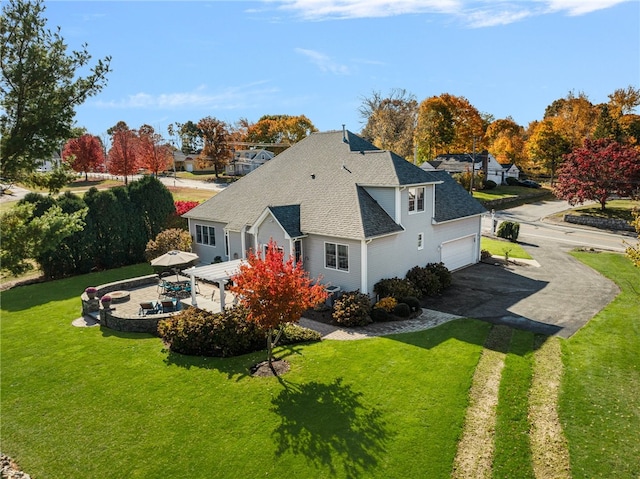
[185, 130, 482, 239]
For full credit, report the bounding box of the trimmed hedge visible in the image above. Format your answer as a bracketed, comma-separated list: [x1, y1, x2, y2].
[158, 306, 263, 357]
[373, 277, 420, 301]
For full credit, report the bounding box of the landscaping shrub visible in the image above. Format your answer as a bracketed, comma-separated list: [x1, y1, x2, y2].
[145, 228, 193, 262]
[370, 307, 390, 322]
[332, 290, 372, 327]
[393, 302, 411, 318]
[374, 296, 397, 312]
[373, 277, 421, 301]
[483, 179, 497, 189]
[278, 323, 322, 345]
[157, 306, 264, 357]
[426, 262, 452, 290]
[400, 296, 421, 312]
[497, 220, 520, 242]
[406, 266, 440, 296]
[481, 249, 493, 260]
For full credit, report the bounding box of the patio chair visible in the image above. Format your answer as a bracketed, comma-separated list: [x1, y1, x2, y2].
[139, 301, 159, 316]
[160, 299, 175, 313]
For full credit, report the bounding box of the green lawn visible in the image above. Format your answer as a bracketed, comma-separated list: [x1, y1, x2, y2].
[559, 252, 640, 479]
[472, 185, 550, 202]
[570, 199, 639, 223]
[1, 265, 490, 478]
[1, 253, 638, 478]
[480, 236, 533, 260]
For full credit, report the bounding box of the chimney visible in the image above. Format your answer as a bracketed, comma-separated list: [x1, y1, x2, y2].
[342, 124, 348, 143]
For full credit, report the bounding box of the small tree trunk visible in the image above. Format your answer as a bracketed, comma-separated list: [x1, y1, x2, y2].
[266, 327, 274, 367]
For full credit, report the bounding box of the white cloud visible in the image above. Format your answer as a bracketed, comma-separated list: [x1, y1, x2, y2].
[266, 0, 634, 25]
[95, 83, 279, 110]
[295, 48, 350, 75]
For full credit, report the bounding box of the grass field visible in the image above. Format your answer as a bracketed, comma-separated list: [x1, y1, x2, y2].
[0, 266, 489, 478]
[1, 252, 639, 478]
[559, 252, 640, 479]
[480, 236, 533, 260]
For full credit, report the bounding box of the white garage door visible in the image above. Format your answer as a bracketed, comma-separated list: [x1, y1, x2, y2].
[441, 235, 476, 271]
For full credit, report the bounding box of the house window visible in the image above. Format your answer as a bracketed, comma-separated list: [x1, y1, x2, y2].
[408, 187, 425, 213]
[224, 231, 230, 258]
[195, 224, 215, 246]
[418, 232, 424, 250]
[325, 242, 348, 272]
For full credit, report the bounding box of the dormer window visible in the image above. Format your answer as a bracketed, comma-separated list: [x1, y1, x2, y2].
[408, 187, 425, 213]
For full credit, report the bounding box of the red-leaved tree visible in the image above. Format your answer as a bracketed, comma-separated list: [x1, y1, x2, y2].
[229, 239, 327, 368]
[107, 122, 138, 184]
[555, 138, 640, 210]
[62, 134, 105, 180]
[137, 124, 172, 176]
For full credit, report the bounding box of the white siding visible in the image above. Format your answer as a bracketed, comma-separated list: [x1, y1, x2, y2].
[189, 219, 226, 264]
[255, 213, 290, 257]
[304, 234, 361, 292]
[364, 186, 396, 219]
[432, 216, 481, 270]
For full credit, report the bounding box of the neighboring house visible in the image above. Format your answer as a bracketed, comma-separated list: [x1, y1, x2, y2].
[226, 149, 274, 176]
[184, 130, 486, 297]
[425, 152, 519, 185]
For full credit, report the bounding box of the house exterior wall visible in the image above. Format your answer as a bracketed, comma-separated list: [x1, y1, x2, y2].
[304, 234, 362, 293]
[254, 214, 290, 257]
[188, 219, 227, 264]
[432, 216, 482, 267]
[364, 186, 396, 218]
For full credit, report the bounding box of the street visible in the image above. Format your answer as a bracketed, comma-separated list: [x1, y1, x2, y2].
[482, 199, 637, 253]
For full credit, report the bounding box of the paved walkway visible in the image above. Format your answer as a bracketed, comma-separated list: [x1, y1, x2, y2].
[300, 309, 462, 340]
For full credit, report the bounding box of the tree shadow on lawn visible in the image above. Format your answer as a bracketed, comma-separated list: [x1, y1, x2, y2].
[271, 376, 393, 479]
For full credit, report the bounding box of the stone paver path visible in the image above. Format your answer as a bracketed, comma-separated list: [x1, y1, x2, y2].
[299, 309, 462, 340]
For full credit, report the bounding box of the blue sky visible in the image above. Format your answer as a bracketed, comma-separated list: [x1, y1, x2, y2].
[43, 0, 639, 139]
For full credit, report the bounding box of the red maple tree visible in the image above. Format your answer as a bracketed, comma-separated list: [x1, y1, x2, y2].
[555, 139, 640, 210]
[229, 239, 327, 367]
[107, 125, 138, 184]
[62, 134, 105, 180]
[137, 124, 173, 176]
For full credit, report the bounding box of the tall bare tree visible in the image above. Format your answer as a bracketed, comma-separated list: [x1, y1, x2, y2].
[359, 88, 418, 160]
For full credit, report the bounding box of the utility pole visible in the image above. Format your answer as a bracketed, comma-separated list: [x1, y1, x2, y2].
[469, 137, 476, 194]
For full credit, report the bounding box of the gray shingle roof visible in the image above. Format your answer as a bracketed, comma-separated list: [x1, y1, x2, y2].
[185, 130, 475, 239]
[269, 205, 302, 238]
[432, 171, 487, 222]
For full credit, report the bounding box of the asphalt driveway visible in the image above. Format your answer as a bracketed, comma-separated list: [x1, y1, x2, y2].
[425, 236, 620, 338]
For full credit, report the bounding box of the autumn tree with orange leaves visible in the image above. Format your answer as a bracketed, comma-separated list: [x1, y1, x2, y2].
[107, 121, 138, 184]
[62, 133, 105, 180]
[137, 124, 172, 176]
[229, 239, 327, 368]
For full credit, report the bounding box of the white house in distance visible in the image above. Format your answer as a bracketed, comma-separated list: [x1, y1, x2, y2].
[425, 152, 520, 185]
[225, 149, 274, 176]
[184, 130, 486, 297]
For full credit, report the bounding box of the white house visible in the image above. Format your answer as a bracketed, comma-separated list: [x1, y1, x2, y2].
[184, 130, 486, 297]
[225, 149, 274, 176]
[426, 152, 520, 185]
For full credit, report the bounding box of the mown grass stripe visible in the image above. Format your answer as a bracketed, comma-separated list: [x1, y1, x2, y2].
[492, 329, 536, 479]
[451, 325, 513, 479]
[529, 336, 572, 479]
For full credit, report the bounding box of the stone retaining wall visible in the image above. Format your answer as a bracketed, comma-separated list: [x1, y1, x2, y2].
[100, 309, 180, 335]
[81, 274, 188, 335]
[563, 214, 634, 232]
